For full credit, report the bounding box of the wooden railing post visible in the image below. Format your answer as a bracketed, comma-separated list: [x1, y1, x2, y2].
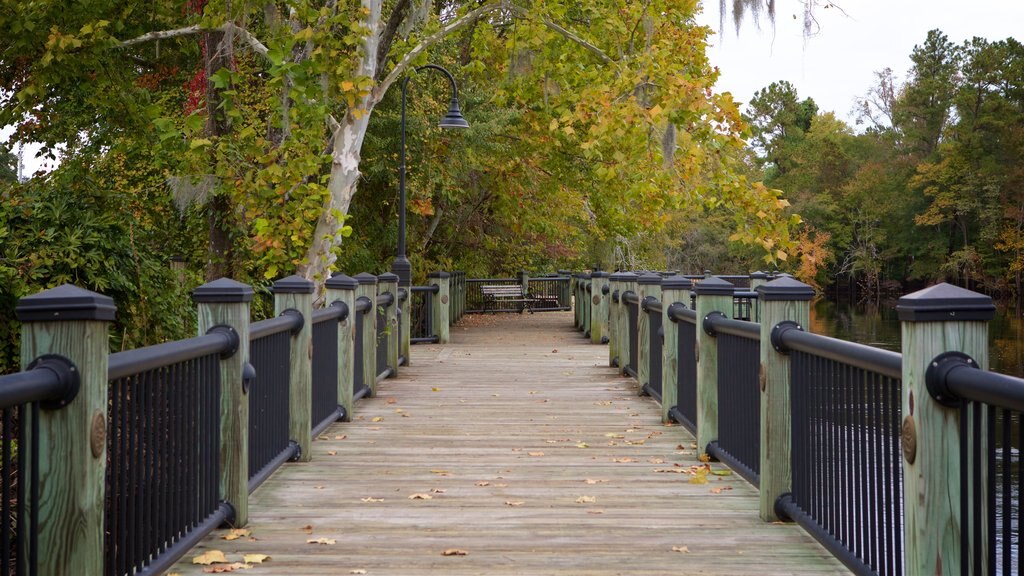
[519, 269, 529, 298]
[694, 276, 734, 456]
[325, 274, 357, 421]
[194, 278, 253, 526]
[607, 273, 623, 367]
[395, 265, 412, 366]
[354, 273, 378, 396]
[581, 273, 592, 338]
[636, 273, 661, 392]
[896, 283, 994, 575]
[429, 271, 451, 344]
[756, 277, 814, 521]
[617, 272, 638, 376]
[15, 285, 115, 576]
[378, 272, 400, 377]
[590, 271, 609, 344]
[272, 275, 314, 462]
[661, 275, 691, 423]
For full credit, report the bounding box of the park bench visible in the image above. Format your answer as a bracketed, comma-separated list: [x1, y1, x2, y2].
[480, 284, 559, 313]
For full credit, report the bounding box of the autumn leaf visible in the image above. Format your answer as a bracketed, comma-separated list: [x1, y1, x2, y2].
[698, 453, 711, 463]
[505, 501, 524, 507]
[575, 443, 589, 448]
[301, 525, 313, 534]
[430, 469, 451, 475]
[710, 486, 734, 494]
[386, 398, 397, 404]
[672, 546, 690, 553]
[307, 538, 337, 545]
[612, 457, 636, 463]
[430, 488, 446, 494]
[587, 509, 605, 515]
[441, 549, 468, 556]
[203, 563, 250, 573]
[475, 481, 490, 487]
[335, 435, 347, 440]
[350, 570, 367, 575]
[327, 451, 337, 456]
[361, 497, 384, 503]
[193, 550, 227, 565]
[408, 493, 433, 500]
[583, 479, 607, 485]
[222, 529, 250, 541]
[371, 416, 383, 423]
[527, 451, 544, 457]
[243, 554, 270, 564]
[575, 496, 596, 504]
[431, 387, 441, 392]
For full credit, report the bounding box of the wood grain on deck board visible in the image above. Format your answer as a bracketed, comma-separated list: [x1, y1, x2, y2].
[172, 312, 849, 576]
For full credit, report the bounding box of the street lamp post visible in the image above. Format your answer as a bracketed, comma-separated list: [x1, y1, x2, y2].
[391, 64, 469, 289]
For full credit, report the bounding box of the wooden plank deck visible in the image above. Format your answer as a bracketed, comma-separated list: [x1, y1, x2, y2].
[172, 312, 849, 575]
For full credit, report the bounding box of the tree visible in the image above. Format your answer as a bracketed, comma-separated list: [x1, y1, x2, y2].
[893, 29, 961, 158]
[745, 81, 817, 175]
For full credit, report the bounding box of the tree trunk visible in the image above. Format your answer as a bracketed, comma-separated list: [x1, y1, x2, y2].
[204, 29, 235, 281]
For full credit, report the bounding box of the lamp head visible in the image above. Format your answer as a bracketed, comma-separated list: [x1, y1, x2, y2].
[438, 98, 469, 129]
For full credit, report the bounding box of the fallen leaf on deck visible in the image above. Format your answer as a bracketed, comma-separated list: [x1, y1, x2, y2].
[551, 349, 558, 353]
[430, 469, 451, 475]
[475, 481, 490, 487]
[243, 554, 270, 564]
[698, 453, 711, 463]
[203, 563, 250, 573]
[612, 457, 636, 463]
[192, 550, 227, 565]
[712, 469, 732, 476]
[327, 451, 337, 456]
[431, 387, 441, 392]
[335, 435, 346, 440]
[575, 496, 597, 504]
[576, 443, 589, 448]
[672, 546, 690, 553]
[604, 433, 624, 439]
[386, 398, 397, 404]
[494, 483, 508, 487]
[505, 501, 524, 507]
[350, 570, 367, 575]
[371, 416, 383, 422]
[689, 475, 709, 485]
[307, 538, 336, 545]
[649, 458, 665, 464]
[441, 549, 468, 556]
[408, 493, 433, 500]
[431, 488, 446, 493]
[528, 452, 544, 457]
[710, 486, 734, 494]
[587, 509, 605, 514]
[317, 435, 329, 440]
[654, 468, 687, 473]
[222, 529, 250, 541]
[625, 439, 645, 445]
[315, 486, 325, 490]
[360, 497, 384, 502]
[584, 479, 607, 484]
[367, 427, 381, 430]
[301, 525, 314, 534]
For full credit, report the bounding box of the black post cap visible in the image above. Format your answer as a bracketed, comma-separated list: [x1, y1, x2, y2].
[427, 271, 451, 279]
[354, 272, 379, 286]
[616, 271, 638, 282]
[750, 271, 768, 280]
[693, 276, 734, 296]
[378, 272, 399, 283]
[637, 272, 662, 286]
[590, 271, 610, 279]
[896, 283, 996, 322]
[661, 275, 693, 290]
[16, 284, 116, 322]
[193, 278, 254, 304]
[271, 275, 314, 295]
[325, 273, 358, 290]
[757, 276, 815, 302]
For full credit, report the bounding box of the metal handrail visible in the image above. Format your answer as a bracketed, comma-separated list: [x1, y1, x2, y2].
[773, 323, 902, 380]
[109, 330, 237, 381]
[704, 312, 760, 340]
[250, 310, 304, 339]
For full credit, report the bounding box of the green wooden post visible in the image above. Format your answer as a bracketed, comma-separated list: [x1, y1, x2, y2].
[395, 266, 412, 366]
[661, 275, 692, 423]
[15, 285, 115, 576]
[272, 275, 314, 462]
[607, 273, 624, 367]
[590, 271, 609, 344]
[749, 271, 768, 322]
[378, 272, 400, 377]
[581, 274, 592, 337]
[325, 274, 358, 421]
[617, 272, 639, 376]
[756, 277, 814, 521]
[897, 283, 994, 575]
[694, 276, 734, 456]
[194, 278, 253, 526]
[636, 273, 661, 391]
[354, 273, 378, 395]
[429, 271, 451, 344]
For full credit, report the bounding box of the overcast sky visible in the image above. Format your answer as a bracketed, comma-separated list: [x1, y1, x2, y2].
[695, 0, 1024, 124]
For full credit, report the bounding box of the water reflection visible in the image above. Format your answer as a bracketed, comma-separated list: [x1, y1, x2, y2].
[810, 299, 1024, 378]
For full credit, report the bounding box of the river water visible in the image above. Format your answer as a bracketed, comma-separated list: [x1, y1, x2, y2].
[809, 299, 1024, 378]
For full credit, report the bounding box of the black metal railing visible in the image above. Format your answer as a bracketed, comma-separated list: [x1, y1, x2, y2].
[105, 331, 236, 576]
[642, 297, 663, 401]
[527, 276, 572, 310]
[774, 325, 904, 576]
[311, 305, 348, 435]
[248, 312, 303, 491]
[466, 278, 519, 313]
[927, 356, 1024, 574]
[0, 358, 79, 576]
[667, 303, 698, 434]
[733, 290, 758, 321]
[704, 313, 761, 485]
[623, 291, 640, 378]
[410, 285, 438, 343]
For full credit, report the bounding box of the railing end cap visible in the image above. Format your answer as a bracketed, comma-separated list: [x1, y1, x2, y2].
[354, 272, 379, 285]
[693, 276, 734, 295]
[750, 270, 769, 280]
[192, 278, 254, 304]
[757, 276, 815, 301]
[272, 275, 315, 294]
[427, 271, 451, 279]
[325, 273, 358, 290]
[590, 271, 609, 278]
[16, 284, 117, 322]
[661, 275, 693, 290]
[896, 282, 995, 322]
[636, 272, 662, 286]
[377, 272, 399, 283]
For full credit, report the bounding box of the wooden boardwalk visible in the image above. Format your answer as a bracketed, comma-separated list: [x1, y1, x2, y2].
[172, 312, 848, 575]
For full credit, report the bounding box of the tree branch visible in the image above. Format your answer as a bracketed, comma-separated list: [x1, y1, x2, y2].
[376, 0, 411, 81]
[118, 23, 268, 59]
[508, 5, 616, 66]
[376, 2, 505, 98]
